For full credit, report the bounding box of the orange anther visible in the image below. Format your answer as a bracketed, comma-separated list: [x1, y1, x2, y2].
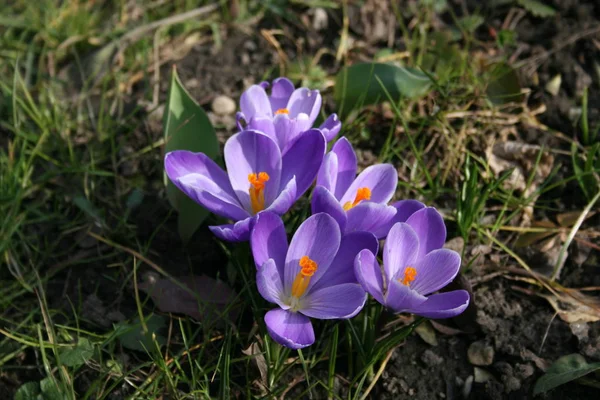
[274, 108, 290, 115]
[343, 187, 372, 211]
[399, 266, 417, 286]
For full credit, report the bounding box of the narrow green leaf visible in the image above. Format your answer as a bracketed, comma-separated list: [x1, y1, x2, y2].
[534, 354, 600, 394]
[334, 63, 432, 115]
[163, 66, 219, 242]
[115, 315, 166, 352]
[518, 0, 557, 18]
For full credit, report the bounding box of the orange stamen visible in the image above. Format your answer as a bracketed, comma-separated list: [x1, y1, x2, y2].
[343, 187, 372, 211]
[399, 266, 417, 286]
[274, 108, 290, 115]
[291, 256, 318, 298]
[248, 172, 270, 214]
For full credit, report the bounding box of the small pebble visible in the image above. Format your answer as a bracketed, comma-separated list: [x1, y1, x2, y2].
[468, 340, 495, 366]
[211, 95, 236, 116]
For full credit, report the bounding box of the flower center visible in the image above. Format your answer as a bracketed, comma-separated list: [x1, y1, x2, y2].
[399, 266, 417, 286]
[248, 172, 270, 214]
[343, 187, 371, 211]
[290, 255, 318, 299]
[274, 108, 290, 115]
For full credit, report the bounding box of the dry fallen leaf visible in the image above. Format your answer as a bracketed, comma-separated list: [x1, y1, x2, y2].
[139, 274, 237, 324]
[242, 340, 268, 388]
[514, 286, 600, 323]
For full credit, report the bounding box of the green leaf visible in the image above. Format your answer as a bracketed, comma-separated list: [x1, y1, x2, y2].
[14, 382, 42, 400]
[518, 0, 557, 18]
[163, 66, 219, 243]
[534, 354, 600, 394]
[59, 337, 94, 367]
[39, 378, 63, 400]
[457, 15, 484, 33]
[334, 63, 432, 115]
[486, 63, 523, 105]
[115, 314, 166, 352]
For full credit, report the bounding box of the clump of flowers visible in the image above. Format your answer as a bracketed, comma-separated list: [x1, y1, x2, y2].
[164, 78, 469, 348]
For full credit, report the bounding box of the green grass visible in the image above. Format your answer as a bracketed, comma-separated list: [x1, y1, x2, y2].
[1, 0, 599, 399]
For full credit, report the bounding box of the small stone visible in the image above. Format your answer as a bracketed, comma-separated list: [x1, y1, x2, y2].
[503, 376, 521, 392]
[468, 341, 495, 366]
[312, 8, 328, 30]
[421, 349, 444, 366]
[515, 363, 534, 379]
[211, 95, 236, 116]
[474, 367, 494, 383]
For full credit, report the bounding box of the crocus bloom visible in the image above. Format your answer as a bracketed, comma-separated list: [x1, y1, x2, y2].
[165, 129, 325, 242]
[251, 212, 378, 349]
[237, 78, 341, 153]
[354, 207, 470, 318]
[311, 137, 398, 238]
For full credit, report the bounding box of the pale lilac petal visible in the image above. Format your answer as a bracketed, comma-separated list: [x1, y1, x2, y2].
[284, 213, 341, 293]
[311, 186, 347, 233]
[247, 117, 276, 143]
[266, 177, 296, 215]
[319, 114, 341, 142]
[264, 308, 315, 349]
[224, 130, 282, 213]
[209, 217, 255, 242]
[301, 283, 367, 319]
[272, 114, 293, 150]
[269, 77, 295, 112]
[286, 88, 322, 125]
[345, 203, 397, 239]
[390, 200, 425, 224]
[281, 115, 313, 154]
[405, 207, 446, 259]
[251, 212, 288, 271]
[340, 164, 397, 205]
[310, 231, 378, 291]
[175, 174, 250, 221]
[385, 280, 427, 312]
[256, 259, 288, 309]
[383, 223, 419, 283]
[410, 249, 461, 295]
[408, 290, 470, 319]
[316, 151, 337, 193]
[281, 129, 325, 197]
[240, 85, 272, 120]
[315, 137, 357, 199]
[354, 249, 385, 304]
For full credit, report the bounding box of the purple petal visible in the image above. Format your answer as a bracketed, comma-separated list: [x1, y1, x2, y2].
[165, 151, 249, 221]
[310, 231, 379, 291]
[246, 116, 276, 143]
[283, 213, 341, 294]
[317, 137, 357, 200]
[410, 249, 461, 295]
[383, 223, 419, 283]
[405, 207, 446, 259]
[281, 129, 326, 197]
[273, 114, 313, 154]
[345, 203, 397, 239]
[311, 186, 347, 233]
[269, 77, 295, 112]
[209, 217, 255, 242]
[266, 177, 297, 215]
[301, 283, 367, 319]
[240, 85, 272, 120]
[319, 114, 342, 142]
[354, 249, 385, 304]
[385, 280, 427, 313]
[264, 308, 315, 349]
[286, 88, 322, 125]
[408, 290, 470, 319]
[340, 164, 397, 205]
[224, 130, 282, 213]
[256, 259, 288, 309]
[390, 200, 426, 224]
[251, 212, 288, 271]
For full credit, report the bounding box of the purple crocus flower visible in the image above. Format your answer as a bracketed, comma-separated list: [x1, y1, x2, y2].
[251, 212, 378, 349]
[164, 129, 325, 242]
[311, 137, 399, 238]
[354, 207, 470, 318]
[237, 78, 341, 153]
